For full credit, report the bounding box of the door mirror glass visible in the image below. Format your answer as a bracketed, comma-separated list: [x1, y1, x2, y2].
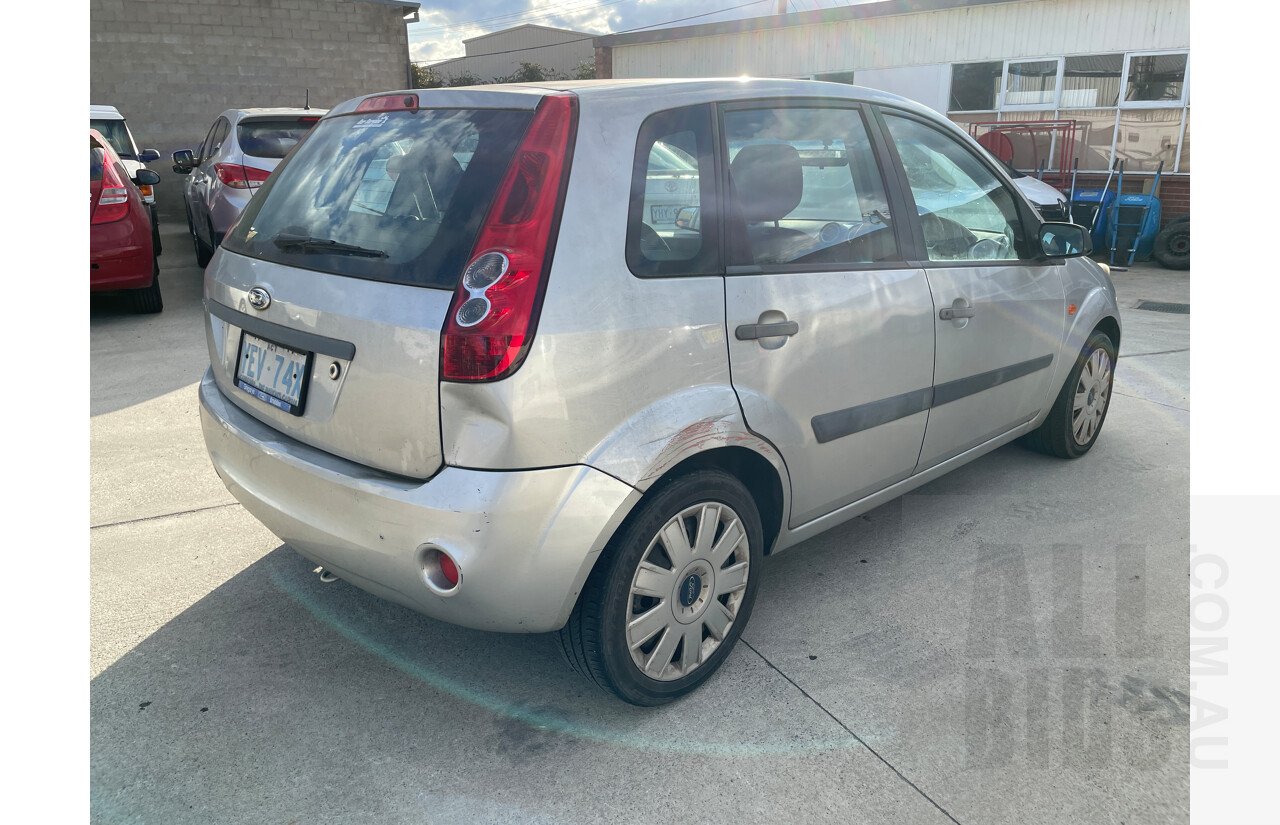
[1038, 222, 1092, 257]
[674, 206, 700, 231]
[172, 149, 195, 173]
[138, 148, 161, 163]
[133, 169, 161, 186]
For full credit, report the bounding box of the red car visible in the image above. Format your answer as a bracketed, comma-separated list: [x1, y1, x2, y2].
[91, 129, 162, 313]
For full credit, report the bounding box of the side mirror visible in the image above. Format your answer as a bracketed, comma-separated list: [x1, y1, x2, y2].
[138, 149, 161, 163]
[133, 169, 161, 186]
[1038, 222, 1092, 259]
[172, 149, 196, 174]
[674, 206, 701, 231]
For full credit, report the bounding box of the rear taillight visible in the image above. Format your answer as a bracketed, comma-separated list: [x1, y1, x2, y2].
[214, 162, 271, 189]
[92, 161, 130, 224]
[441, 94, 578, 382]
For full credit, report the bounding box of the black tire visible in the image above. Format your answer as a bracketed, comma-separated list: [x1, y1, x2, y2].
[193, 221, 213, 268]
[131, 261, 163, 314]
[1023, 331, 1116, 458]
[150, 204, 162, 257]
[559, 469, 764, 706]
[1152, 218, 1189, 270]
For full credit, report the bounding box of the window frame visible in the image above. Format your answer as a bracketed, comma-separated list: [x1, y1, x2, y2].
[1119, 50, 1190, 109]
[999, 57, 1065, 112]
[872, 105, 1046, 269]
[624, 103, 723, 279]
[713, 96, 916, 276]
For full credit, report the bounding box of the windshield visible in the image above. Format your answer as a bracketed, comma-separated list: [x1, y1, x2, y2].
[91, 118, 136, 159]
[238, 117, 320, 159]
[222, 107, 534, 289]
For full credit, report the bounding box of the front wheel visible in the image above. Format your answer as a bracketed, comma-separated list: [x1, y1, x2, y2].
[559, 469, 764, 705]
[1023, 331, 1116, 458]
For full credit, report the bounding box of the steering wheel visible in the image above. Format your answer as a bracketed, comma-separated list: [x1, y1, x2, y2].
[921, 212, 979, 259]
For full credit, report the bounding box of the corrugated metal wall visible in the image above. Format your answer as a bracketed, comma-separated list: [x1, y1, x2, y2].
[430, 25, 594, 80]
[612, 0, 1189, 78]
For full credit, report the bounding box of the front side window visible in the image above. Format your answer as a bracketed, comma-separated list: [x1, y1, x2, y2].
[721, 105, 898, 267]
[625, 104, 720, 277]
[883, 113, 1028, 263]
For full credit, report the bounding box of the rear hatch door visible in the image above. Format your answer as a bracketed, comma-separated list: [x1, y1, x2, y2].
[205, 95, 541, 479]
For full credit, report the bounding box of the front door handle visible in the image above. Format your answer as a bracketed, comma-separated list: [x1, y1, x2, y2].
[939, 306, 975, 320]
[736, 321, 799, 340]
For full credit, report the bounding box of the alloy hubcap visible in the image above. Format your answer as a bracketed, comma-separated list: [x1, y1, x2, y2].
[626, 502, 750, 682]
[1072, 348, 1112, 446]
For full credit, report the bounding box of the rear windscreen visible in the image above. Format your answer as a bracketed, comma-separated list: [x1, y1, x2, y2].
[221, 108, 534, 289]
[91, 119, 135, 159]
[237, 117, 320, 158]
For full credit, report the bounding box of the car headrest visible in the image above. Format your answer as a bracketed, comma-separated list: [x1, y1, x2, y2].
[730, 143, 802, 223]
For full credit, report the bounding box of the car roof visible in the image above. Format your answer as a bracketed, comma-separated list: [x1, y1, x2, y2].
[328, 78, 937, 120]
[90, 104, 124, 120]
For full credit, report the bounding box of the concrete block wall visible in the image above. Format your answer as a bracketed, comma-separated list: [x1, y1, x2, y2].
[90, 0, 413, 219]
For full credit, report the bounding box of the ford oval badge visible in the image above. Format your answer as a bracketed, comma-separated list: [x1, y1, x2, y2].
[247, 287, 271, 311]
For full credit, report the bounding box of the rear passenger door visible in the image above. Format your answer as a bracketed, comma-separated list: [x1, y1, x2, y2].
[720, 101, 937, 527]
[876, 109, 1066, 469]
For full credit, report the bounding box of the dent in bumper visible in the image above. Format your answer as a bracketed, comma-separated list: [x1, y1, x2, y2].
[199, 369, 639, 632]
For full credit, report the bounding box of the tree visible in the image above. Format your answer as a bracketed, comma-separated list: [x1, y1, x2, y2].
[573, 59, 596, 80]
[508, 62, 551, 83]
[444, 72, 481, 87]
[411, 64, 443, 89]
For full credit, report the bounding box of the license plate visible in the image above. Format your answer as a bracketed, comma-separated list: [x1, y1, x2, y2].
[235, 332, 311, 415]
[650, 205, 682, 224]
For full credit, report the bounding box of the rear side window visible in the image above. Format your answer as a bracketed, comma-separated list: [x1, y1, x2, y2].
[221, 108, 534, 289]
[626, 104, 720, 277]
[237, 117, 320, 159]
[722, 105, 899, 267]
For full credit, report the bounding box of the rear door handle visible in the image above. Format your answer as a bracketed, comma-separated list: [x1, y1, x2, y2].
[735, 321, 799, 340]
[939, 307, 975, 320]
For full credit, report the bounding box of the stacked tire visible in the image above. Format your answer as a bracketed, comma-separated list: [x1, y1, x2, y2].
[1152, 215, 1189, 270]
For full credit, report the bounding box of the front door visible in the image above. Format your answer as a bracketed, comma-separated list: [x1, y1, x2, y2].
[878, 110, 1066, 469]
[720, 102, 937, 527]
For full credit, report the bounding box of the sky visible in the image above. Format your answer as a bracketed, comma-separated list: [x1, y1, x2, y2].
[407, 0, 863, 65]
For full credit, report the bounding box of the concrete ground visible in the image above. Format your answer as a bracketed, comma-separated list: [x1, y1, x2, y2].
[91, 225, 1189, 825]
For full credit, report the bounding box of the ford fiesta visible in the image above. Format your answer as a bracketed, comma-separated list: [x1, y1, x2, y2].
[199, 80, 1120, 705]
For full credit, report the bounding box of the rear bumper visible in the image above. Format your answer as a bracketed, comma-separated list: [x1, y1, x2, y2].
[90, 239, 153, 291]
[199, 369, 638, 632]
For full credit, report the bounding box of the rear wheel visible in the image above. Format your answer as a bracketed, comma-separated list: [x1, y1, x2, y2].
[559, 469, 763, 705]
[192, 214, 213, 268]
[1023, 331, 1115, 458]
[131, 260, 163, 314]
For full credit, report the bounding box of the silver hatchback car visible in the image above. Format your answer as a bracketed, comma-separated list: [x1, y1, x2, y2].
[172, 108, 325, 267]
[200, 80, 1120, 705]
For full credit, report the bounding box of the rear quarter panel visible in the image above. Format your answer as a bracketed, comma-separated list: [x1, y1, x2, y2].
[440, 89, 787, 490]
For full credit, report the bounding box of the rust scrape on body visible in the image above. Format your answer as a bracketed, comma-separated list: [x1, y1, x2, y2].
[641, 414, 774, 484]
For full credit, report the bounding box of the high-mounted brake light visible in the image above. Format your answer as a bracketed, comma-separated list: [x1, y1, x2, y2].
[441, 94, 578, 382]
[92, 160, 130, 224]
[355, 93, 419, 113]
[214, 163, 272, 190]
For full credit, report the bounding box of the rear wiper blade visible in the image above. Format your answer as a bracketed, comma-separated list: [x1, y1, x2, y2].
[271, 233, 388, 258]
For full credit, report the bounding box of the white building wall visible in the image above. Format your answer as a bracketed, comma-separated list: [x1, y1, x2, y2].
[611, 0, 1189, 79]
